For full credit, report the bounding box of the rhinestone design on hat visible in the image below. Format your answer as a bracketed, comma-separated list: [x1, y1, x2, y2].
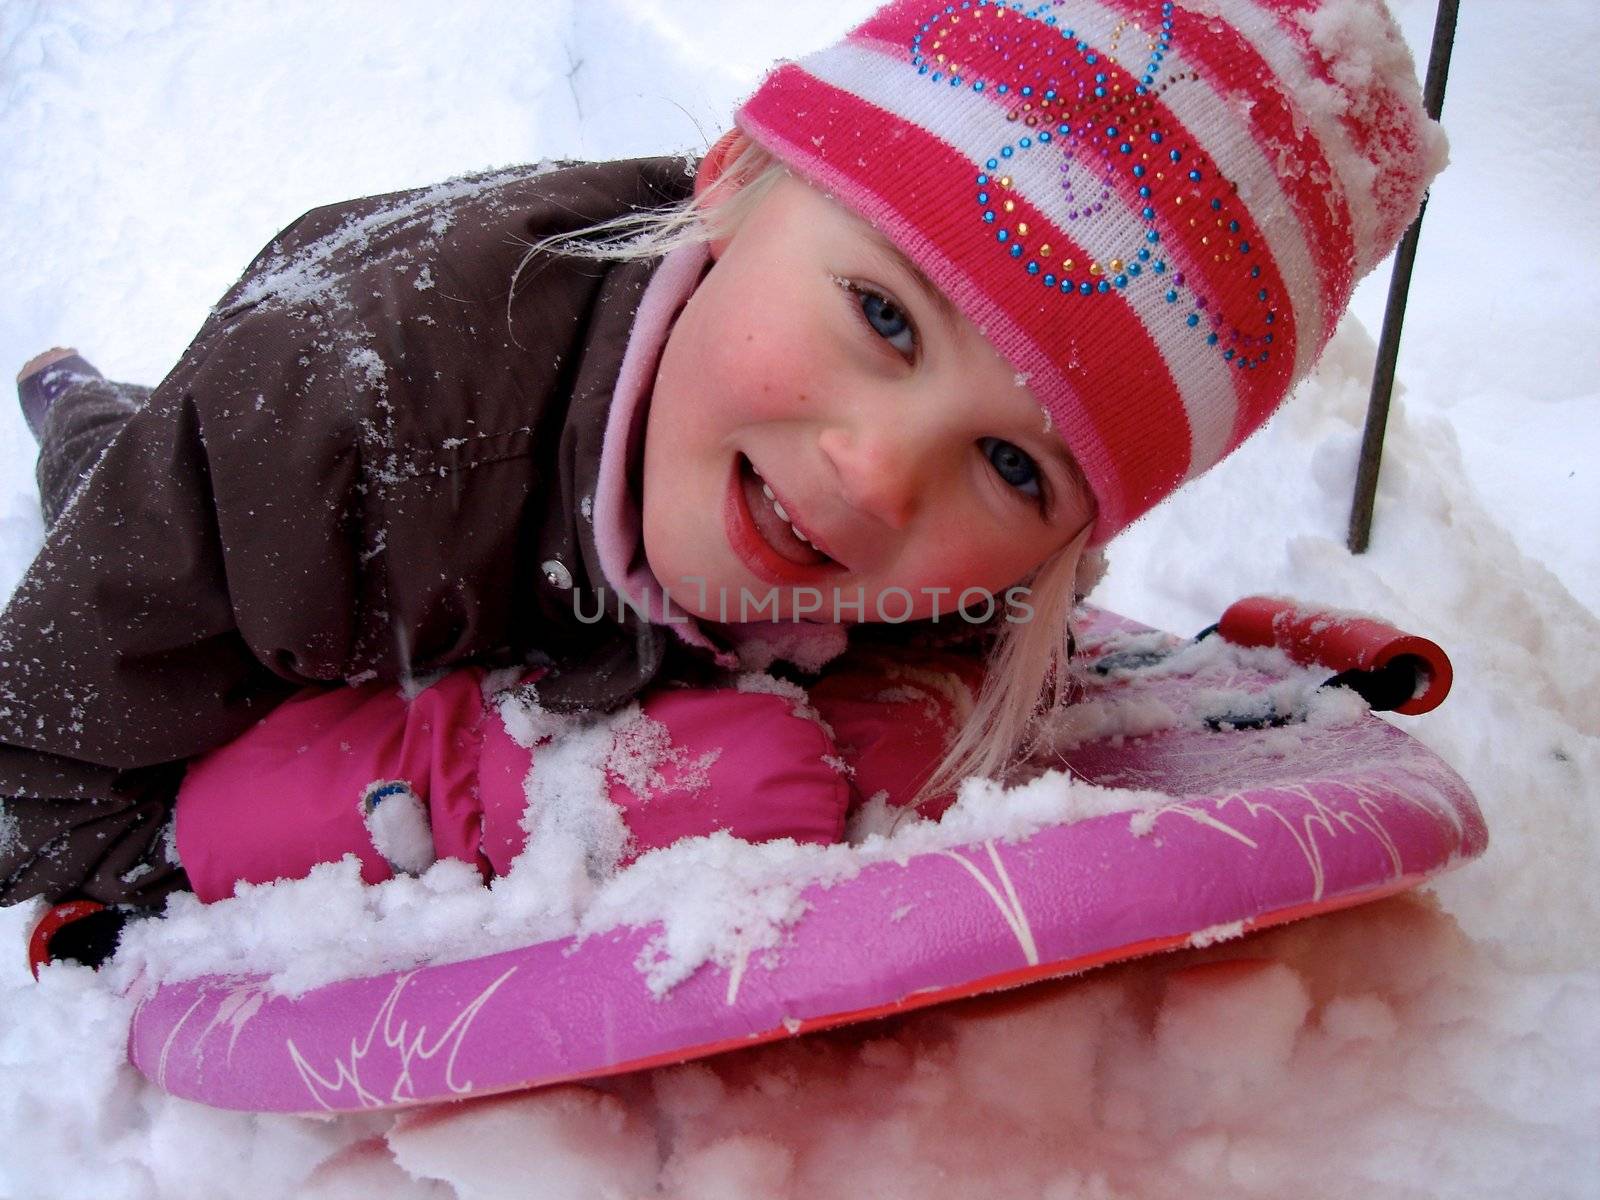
[910, 0, 1276, 371]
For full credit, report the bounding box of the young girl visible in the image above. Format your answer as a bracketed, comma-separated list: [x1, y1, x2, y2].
[5, 0, 1441, 962]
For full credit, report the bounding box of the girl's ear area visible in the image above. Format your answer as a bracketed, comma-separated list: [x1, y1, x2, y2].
[694, 129, 749, 200]
[695, 129, 754, 259]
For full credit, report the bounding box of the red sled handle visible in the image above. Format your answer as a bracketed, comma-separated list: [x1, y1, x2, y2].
[28, 899, 106, 978]
[1216, 596, 1453, 715]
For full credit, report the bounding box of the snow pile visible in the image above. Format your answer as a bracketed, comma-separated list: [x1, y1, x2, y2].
[2, 1, 1598, 1198]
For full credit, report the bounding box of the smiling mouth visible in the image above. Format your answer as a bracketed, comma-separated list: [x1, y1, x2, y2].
[726, 455, 844, 583]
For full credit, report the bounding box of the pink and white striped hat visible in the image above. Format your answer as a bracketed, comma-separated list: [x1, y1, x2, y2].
[736, 0, 1445, 542]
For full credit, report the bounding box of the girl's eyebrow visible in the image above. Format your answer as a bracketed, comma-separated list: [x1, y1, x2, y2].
[1043, 441, 1097, 526]
[1043, 440, 1090, 508]
[858, 226, 960, 336]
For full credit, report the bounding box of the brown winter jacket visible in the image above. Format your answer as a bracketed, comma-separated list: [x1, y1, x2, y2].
[0, 157, 712, 906]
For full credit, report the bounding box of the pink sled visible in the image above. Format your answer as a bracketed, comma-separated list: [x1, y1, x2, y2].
[127, 605, 1487, 1114]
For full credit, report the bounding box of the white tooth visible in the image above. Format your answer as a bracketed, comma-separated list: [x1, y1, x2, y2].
[771, 499, 789, 522]
[761, 483, 774, 501]
[792, 525, 810, 543]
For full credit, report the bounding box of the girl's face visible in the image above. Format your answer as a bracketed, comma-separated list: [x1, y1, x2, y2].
[642, 173, 1094, 624]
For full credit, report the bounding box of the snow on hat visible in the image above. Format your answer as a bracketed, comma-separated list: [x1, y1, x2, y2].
[735, 0, 1446, 542]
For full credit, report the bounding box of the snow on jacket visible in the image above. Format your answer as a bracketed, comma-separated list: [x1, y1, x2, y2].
[0, 159, 741, 905]
[175, 651, 986, 902]
[2, 158, 702, 766]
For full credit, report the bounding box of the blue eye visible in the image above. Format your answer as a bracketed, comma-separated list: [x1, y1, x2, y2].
[855, 286, 917, 357]
[980, 437, 1042, 499]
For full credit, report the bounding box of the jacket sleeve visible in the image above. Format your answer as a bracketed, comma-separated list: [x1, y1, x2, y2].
[175, 671, 496, 902]
[2, 180, 578, 770]
[0, 295, 381, 772]
[1, 159, 696, 786]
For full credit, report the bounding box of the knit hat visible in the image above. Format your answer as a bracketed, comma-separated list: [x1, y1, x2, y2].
[735, 0, 1445, 543]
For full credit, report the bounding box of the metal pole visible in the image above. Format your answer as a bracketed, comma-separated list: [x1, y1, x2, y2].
[1347, 0, 1460, 554]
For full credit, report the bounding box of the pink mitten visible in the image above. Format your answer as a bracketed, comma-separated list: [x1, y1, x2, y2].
[615, 685, 852, 855]
[176, 670, 497, 902]
[478, 684, 852, 872]
[807, 649, 987, 820]
[179, 673, 856, 902]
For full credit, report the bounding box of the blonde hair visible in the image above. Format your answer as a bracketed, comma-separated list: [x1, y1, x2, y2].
[524, 136, 1097, 810]
[512, 139, 786, 276]
[911, 527, 1095, 809]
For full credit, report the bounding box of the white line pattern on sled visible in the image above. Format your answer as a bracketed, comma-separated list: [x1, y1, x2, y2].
[1139, 775, 1458, 901]
[287, 966, 517, 1110]
[936, 841, 1039, 966]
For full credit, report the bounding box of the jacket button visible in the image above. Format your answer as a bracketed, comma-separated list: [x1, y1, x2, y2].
[541, 559, 573, 590]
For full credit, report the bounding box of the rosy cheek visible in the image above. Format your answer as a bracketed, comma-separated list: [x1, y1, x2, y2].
[725, 332, 823, 423]
[893, 548, 987, 598]
[912, 531, 1046, 598]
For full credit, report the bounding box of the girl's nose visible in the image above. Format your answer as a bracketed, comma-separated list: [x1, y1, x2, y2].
[817, 425, 923, 530]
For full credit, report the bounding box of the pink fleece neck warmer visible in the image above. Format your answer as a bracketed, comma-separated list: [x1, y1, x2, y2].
[592, 243, 716, 640]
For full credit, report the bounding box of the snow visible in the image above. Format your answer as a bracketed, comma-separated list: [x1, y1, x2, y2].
[605, 711, 722, 799]
[2, 2, 1598, 1199]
